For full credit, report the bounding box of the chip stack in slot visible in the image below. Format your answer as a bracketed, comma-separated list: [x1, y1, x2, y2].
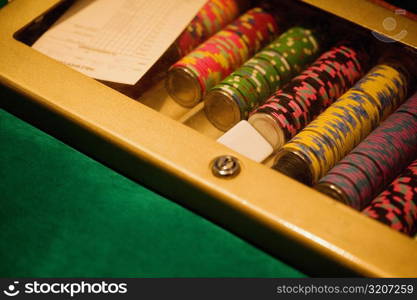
[204, 26, 321, 131]
[315, 91, 417, 209]
[248, 43, 369, 150]
[363, 157, 417, 236]
[273, 62, 409, 186]
[166, 7, 280, 108]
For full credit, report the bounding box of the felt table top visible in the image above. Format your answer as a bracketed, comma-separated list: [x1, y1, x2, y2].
[0, 108, 304, 277]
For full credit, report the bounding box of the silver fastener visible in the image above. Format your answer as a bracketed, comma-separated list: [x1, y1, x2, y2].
[211, 155, 240, 178]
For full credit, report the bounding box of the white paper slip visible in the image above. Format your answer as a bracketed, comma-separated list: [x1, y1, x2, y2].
[217, 121, 274, 163]
[32, 0, 206, 85]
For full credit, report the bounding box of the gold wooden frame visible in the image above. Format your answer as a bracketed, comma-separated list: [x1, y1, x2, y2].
[1, 0, 417, 276]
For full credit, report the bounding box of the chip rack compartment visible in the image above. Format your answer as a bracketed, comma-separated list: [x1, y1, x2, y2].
[1, 0, 417, 276]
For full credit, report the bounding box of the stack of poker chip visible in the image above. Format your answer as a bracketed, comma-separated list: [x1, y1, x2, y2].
[274, 63, 409, 186]
[166, 7, 279, 107]
[315, 91, 417, 211]
[176, 0, 243, 57]
[363, 157, 417, 237]
[204, 26, 321, 131]
[248, 43, 369, 150]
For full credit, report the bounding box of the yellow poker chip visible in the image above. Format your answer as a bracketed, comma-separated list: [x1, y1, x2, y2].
[287, 131, 332, 181]
[353, 65, 406, 120]
[305, 128, 340, 178]
[346, 92, 381, 134]
[274, 61, 409, 186]
[310, 115, 349, 164]
[353, 93, 382, 131]
[284, 143, 323, 183]
[337, 91, 380, 134]
[300, 115, 344, 163]
[322, 105, 362, 153]
[339, 105, 373, 143]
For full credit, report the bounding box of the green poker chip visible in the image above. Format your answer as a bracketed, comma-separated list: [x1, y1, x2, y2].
[244, 57, 280, 95]
[266, 27, 319, 74]
[215, 84, 249, 117]
[223, 74, 260, 112]
[255, 51, 289, 89]
[234, 66, 271, 101]
[205, 26, 324, 126]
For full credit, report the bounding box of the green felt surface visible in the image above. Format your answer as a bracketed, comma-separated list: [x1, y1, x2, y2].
[0, 108, 304, 277]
